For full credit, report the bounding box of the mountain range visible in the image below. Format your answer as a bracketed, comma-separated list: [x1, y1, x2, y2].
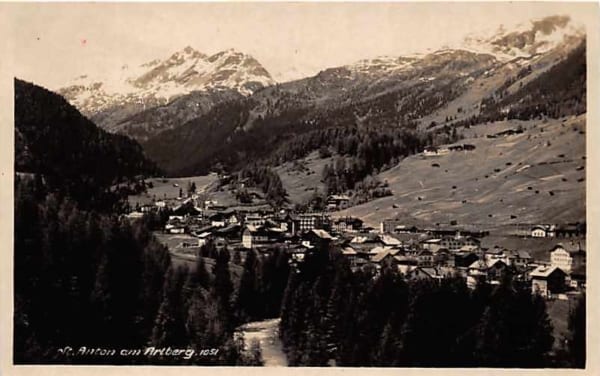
[48, 14, 586, 201]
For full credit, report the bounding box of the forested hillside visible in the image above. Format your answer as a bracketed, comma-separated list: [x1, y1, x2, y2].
[15, 79, 159, 210]
[14, 81, 279, 364]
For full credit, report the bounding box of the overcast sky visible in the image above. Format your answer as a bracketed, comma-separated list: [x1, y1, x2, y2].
[3, 2, 594, 90]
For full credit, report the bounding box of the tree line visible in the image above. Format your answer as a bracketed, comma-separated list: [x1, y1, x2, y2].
[279, 245, 586, 367]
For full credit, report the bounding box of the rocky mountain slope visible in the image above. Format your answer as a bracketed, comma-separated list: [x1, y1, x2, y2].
[58, 47, 274, 138]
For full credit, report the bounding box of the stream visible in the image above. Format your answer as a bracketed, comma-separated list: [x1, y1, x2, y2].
[237, 318, 288, 366]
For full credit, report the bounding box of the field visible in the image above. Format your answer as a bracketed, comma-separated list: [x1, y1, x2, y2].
[128, 174, 219, 206]
[153, 232, 244, 286]
[333, 115, 586, 229]
[274, 151, 334, 205]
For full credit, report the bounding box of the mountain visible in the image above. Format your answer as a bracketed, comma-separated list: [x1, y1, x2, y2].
[58, 47, 275, 137]
[141, 14, 584, 177]
[15, 78, 159, 208]
[54, 15, 586, 195]
[461, 14, 585, 60]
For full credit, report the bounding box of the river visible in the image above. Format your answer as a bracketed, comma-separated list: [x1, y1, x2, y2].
[237, 318, 288, 366]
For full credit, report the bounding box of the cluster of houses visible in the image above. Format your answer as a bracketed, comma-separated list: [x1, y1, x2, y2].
[128, 198, 585, 299]
[529, 224, 585, 238]
[423, 143, 476, 157]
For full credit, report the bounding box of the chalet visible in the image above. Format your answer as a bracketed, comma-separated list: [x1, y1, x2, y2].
[280, 213, 300, 234]
[172, 201, 202, 217]
[531, 225, 556, 238]
[569, 265, 586, 289]
[421, 239, 442, 253]
[196, 232, 213, 246]
[394, 255, 419, 266]
[507, 250, 532, 269]
[140, 204, 154, 213]
[448, 143, 476, 152]
[226, 213, 240, 225]
[468, 259, 508, 283]
[423, 146, 449, 157]
[423, 146, 439, 156]
[403, 246, 421, 258]
[380, 219, 419, 234]
[288, 243, 310, 263]
[242, 225, 281, 249]
[371, 248, 401, 266]
[208, 212, 228, 228]
[215, 224, 241, 242]
[454, 252, 479, 268]
[327, 195, 351, 210]
[530, 266, 567, 298]
[303, 229, 335, 251]
[440, 236, 480, 251]
[531, 225, 547, 238]
[380, 234, 402, 247]
[298, 213, 329, 233]
[341, 246, 359, 267]
[126, 211, 144, 220]
[167, 226, 185, 234]
[484, 248, 510, 264]
[550, 242, 586, 274]
[332, 217, 363, 234]
[394, 225, 419, 234]
[417, 249, 434, 267]
[401, 266, 442, 281]
[245, 214, 267, 227]
[555, 223, 585, 238]
[434, 248, 453, 267]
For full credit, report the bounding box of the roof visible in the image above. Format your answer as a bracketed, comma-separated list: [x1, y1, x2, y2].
[398, 265, 417, 275]
[350, 234, 380, 244]
[394, 255, 418, 265]
[329, 194, 351, 201]
[371, 248, 398, 263]
[369, 246, 393, 255]
[381, 235, 401, 246]
[469, 259, 506, 270]
[311, 229, 335, 240]
[552, 242, 585, 254]
[530, 265, 566, 278]
[342, 247, 358, 255]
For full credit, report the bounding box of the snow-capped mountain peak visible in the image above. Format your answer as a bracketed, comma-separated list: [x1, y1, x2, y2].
[461, 14, 585, 61]
[59, 47, 275, 116]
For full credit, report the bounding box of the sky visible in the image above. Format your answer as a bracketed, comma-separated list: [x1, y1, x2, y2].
[2, 2, 595, 90]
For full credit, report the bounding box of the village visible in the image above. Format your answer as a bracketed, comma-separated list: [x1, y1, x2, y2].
[127, 188, 586, 301]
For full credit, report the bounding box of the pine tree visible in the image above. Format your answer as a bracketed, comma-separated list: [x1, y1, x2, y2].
[150, 266, 189, 350]
[212, 248, 234, 332]
[567, 294, 586, 368]
[236, 249, 259, 322]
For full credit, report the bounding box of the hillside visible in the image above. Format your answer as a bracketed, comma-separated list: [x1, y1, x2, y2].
[333, 115, 585, 228]
[15, 78, 159, 208]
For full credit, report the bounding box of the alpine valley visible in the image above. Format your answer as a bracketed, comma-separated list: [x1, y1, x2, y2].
[52, 14, 586, 224]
